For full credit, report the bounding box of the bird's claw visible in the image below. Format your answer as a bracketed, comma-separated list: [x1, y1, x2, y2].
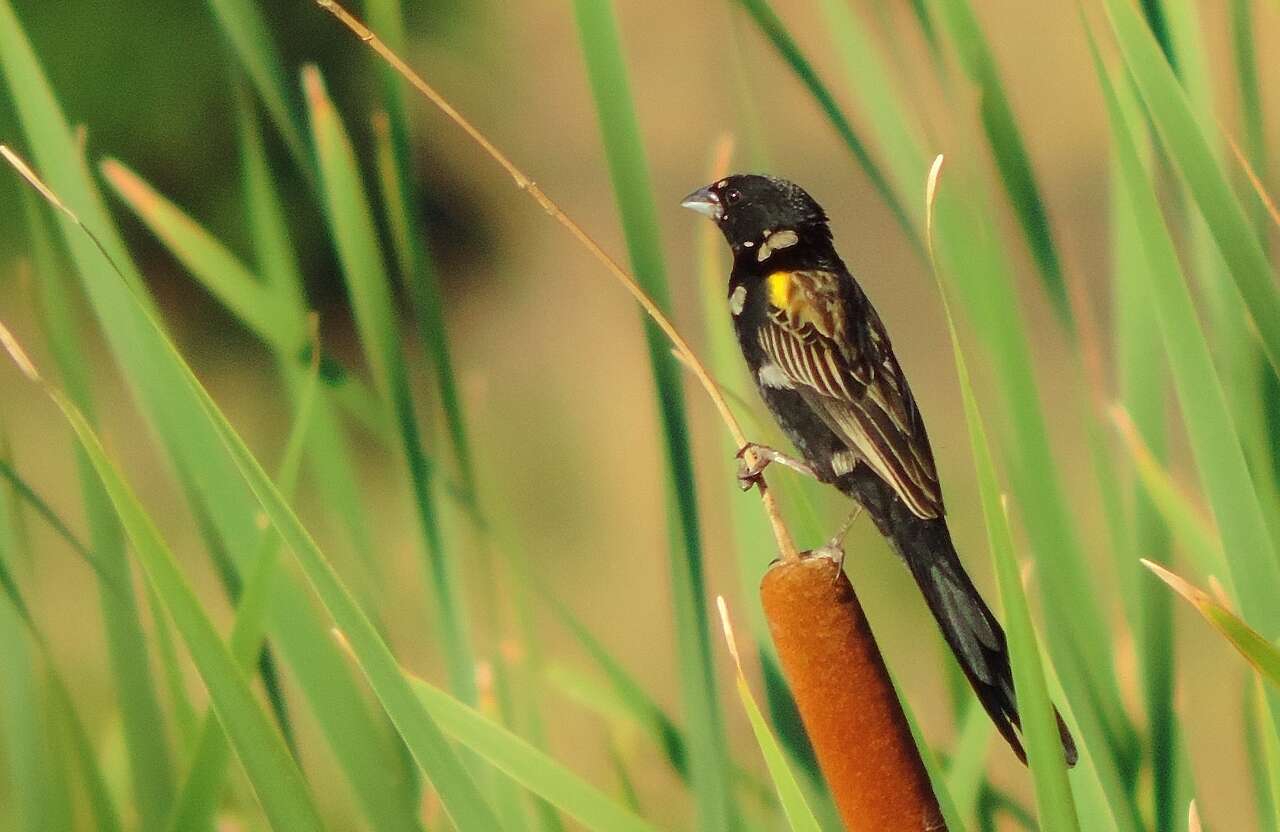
[736, 442, 770, 491]
[809, 541, 848, 583]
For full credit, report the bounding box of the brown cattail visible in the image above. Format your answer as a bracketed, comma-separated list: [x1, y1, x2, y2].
[761, 553, 945, 832]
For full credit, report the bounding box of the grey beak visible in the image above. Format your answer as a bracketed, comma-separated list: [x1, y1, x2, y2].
[680, 186, 723, 221]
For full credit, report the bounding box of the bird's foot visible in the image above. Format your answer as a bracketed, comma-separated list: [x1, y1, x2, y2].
[735, 442, 816, 491]
[736, 442, 773, 491]
[809, 506, 864, 584]
[809, 541, 847, 577]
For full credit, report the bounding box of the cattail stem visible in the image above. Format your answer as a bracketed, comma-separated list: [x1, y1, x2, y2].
[761, 554, 946, 831]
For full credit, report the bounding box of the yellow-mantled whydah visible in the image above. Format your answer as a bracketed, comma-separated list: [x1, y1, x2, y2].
[683, 173, 1076, 767]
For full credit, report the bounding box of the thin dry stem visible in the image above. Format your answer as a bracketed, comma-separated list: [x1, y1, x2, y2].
[0, 320, 41, 383]
[314, 0, 798, 559]
[715, 595, 742, 667]
[1221, 124, 1280, 232]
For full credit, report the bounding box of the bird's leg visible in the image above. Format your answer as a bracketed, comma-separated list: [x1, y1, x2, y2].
[810, 505, 864, 581]
[736, 442, 818, 491]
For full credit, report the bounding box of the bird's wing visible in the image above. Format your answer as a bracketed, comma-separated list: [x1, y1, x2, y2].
[757, 268, 943, 518]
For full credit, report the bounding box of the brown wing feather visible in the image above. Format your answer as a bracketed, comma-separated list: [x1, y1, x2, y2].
[758, 269, 943, 519]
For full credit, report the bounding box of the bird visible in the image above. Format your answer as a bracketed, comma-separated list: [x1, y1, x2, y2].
[682, 173, 1076, 767]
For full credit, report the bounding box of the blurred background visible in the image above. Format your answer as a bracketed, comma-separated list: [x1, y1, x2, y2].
[0, 0, 1277, 829]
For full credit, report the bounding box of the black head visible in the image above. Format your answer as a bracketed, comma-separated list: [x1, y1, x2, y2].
[681, 174, 830, 253]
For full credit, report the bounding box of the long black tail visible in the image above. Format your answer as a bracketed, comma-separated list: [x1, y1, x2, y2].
[838, 473, 1078, 767]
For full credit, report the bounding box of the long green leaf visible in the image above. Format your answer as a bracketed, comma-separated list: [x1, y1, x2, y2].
[716, 599, 821, 832]
[0, 8, 435, 826]
[1089, 16, 1280, 747]
[1111, 409, 1224, 582]
[929, 160, 1080, 830]
[204, 0, 309, 173]
[0, 342, 325, 832]
[816, 0, 927, 227]
[404, 672, 659, 832]
[733, 0, 922, 251]
[364, 0, 481, 513]
[99, 157, 384, 437]
[0, 431, 63, 832]
[303, 65, 477, 705]
[946, 701, 994, 824]
[165, 359, 389, 832]
[202, 325, 504, 831]
[101, 159, 298, 348]
[1104, 0, 1280, 375]
[2, 157, 505, 829]
[930, 150, 1139, 827]
[21, 172, 176, 832]
[570, 4, 733, 829]
[932, 0, 1071, 326]
[0, 484, 124, 832]
[1144, 561, 1280, 690]
[1247, 680, 1280, 831]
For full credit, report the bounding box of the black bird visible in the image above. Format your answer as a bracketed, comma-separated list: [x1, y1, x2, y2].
[682, 173, 1076, 766]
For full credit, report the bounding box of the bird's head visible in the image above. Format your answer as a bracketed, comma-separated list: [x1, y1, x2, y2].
[681, 174, 830, 257]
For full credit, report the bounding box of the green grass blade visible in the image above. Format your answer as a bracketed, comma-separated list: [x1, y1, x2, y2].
[0, 458, 111, 590]
[0, 437, 61, 832]
[930, 157, 1139, 825]
[364, 0, 481, 513]
[48, 673, 124, 832]
[0, 485, 124, 832]
[70, 250, 502, 829]
[932, 0, 1071, 326]
[21, 180, 177, 831]
[929, 171, 1080, 828]
[2, 191, 503, 828]
[816, 0, 927, 228]
[1106, 69, 1180, 832]
[1247, 680, 1280, 831]
[142, 578, 198, 759]
[1103, 0, 1280, 375]
[1111, 410, 1224, 581]
[946, 701, 994, 824]
[893, 675, 968, 832]
[570, 4, 733, 829]
[165, 360, 409, 832]
[101, 159, 299, 349]
[732, 0, 922, 251]
[1139, 0, 1178, 72]
[1229, 0, 1269, 241]
[303, 65, 477, 705]
[716, 599, 822, 832]
[1089, 23, 1280, 773]
[402, 672, 660, 832]
[204, 345, 504, 832]
[543, 593, 687, 778]
[204, 0, 309, 173]
[1144, 561, 1280, 689]
[241, 97, 381, 583]
[0, 9, 427, 825]
[1092, 21, 1280, 640]
[0, 359, 326, 832]
[99, 156, 385, 437]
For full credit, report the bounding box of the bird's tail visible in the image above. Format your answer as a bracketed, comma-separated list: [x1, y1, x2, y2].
[840, 476, 1077, 766]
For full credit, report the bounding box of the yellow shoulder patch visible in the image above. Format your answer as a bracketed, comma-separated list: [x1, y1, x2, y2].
[766, 271, 792, 308]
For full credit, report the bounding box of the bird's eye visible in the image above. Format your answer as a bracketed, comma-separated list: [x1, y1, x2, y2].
[725, 188, 742, 205]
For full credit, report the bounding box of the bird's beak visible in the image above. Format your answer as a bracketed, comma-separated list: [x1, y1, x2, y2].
[680, 186, 722, 221]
